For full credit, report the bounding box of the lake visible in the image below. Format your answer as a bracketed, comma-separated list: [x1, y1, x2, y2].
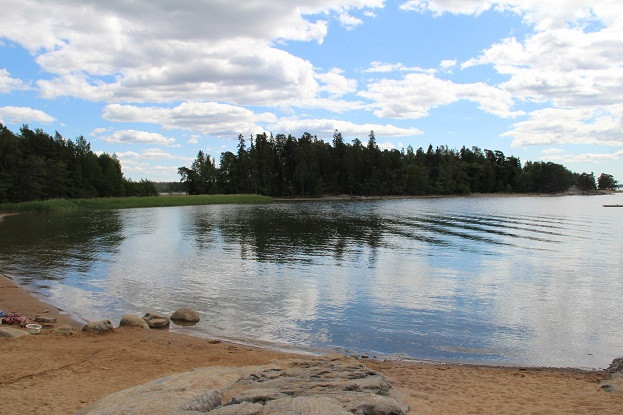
[1, 194, 622, 368]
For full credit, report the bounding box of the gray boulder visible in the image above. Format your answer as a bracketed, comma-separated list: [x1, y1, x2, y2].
[142, 313, 170, 329]
[0, 326, 30, 338]
[76, 356, 410, 415]
[171, 307, 200, 323]
[119, 315, 150, 329]
[82, 320, 113, 334]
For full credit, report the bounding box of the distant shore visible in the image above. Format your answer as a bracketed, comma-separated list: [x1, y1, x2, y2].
[1, 273, 622, 414]
[2, 191, 619, 214]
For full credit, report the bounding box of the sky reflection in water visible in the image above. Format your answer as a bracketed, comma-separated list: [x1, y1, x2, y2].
[1, 195, 622, 368]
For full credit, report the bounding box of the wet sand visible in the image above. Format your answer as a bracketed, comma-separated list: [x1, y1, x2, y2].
[1, 274, 621, 414]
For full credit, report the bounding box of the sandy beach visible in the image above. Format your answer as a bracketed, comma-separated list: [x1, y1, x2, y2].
[1, 273, 622, 414]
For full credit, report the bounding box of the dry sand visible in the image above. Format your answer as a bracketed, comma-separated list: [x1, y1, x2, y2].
[1, 274, 621, 415]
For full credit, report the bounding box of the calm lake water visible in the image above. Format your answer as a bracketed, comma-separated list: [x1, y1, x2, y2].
[1, 195, 622, 368]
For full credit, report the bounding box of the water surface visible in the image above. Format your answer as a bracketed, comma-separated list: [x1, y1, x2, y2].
[1, 195, 621, 368]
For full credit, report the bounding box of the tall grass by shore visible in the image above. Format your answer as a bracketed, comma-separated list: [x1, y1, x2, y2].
[0, 194, 273, 213]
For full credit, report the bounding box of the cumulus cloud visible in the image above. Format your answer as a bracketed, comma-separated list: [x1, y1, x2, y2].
[269, 118, 422, 138]
[360, 73, 524, 119]
[439, 59, 457, 72]
[103, 102, 276, 137]
[541, 148, 563, 155]
[502, 107, 623, 147]
[0, 69, 27, 93]
[338, 11, 364, 30]
[89, 127, 107, 137]
[404, 1, 623, 147]
[316, 68, 358, 97]
[0, 106, 55, 124]
[0, 1, 383, 107]
[541, 149, 623, 163]
[364, 62, 437, 74]
[101, 130, 176, 146]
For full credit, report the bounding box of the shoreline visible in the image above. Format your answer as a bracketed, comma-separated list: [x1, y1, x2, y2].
[2, 274, 622, 414]
[2, 273, 608, 372]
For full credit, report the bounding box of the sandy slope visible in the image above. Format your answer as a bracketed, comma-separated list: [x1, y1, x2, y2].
[1, 274, 621, 415]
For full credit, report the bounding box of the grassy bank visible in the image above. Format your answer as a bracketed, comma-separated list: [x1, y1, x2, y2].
[0, 194, 273, 213]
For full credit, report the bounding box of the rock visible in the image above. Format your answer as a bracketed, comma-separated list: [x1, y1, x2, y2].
[53, 324, 76, 335]
[35, 316, 57, 323]
[119, 315, 150, 329]
[170, 307, 200, 323]
[601, 357, 623, 393]
[230, 388, 291, 405]
[207, 402, 264, 415]
[607, 357, 623, 374]
[0, 326, 30, 338]
[77, 356, 410, 415]
[76, 366, 256, 415]
[142, 313, 170, 329]
[263, 396, 351, 415]
[82, 320, 114, 334]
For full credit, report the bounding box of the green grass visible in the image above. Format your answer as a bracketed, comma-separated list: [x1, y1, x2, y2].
[0, 194, 273, 213]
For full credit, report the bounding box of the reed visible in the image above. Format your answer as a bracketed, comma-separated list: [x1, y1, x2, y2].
[0, 194, 273, 213]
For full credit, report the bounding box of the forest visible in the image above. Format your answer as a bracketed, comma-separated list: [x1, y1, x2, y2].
[1, 124, 618, 204]
[0, 123, 157, 204]
[178, 131, 617, 197]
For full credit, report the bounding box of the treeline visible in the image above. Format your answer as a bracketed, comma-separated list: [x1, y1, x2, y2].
[179, 131, 617, 197]
[0, 123, 157, 203]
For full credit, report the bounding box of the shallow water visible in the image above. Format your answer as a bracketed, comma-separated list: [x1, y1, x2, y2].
[1, 194, 622, 368]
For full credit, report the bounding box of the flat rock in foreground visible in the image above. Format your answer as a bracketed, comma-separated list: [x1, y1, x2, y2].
[0, 326, 30, 338]
[76, 355, 410, 415]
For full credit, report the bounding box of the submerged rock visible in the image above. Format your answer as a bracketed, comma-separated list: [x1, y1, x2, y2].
[76, 356, 410, 414]
[82, 320, 113, 334]
[142, 313, 170, 329]
[119, 315, 150, 329]
[170, 307, 200, 324]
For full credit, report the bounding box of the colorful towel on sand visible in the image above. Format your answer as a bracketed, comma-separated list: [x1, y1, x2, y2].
[1, 312, 32, 327]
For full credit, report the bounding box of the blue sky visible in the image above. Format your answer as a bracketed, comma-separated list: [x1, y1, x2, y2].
[1, 1, 621, 182]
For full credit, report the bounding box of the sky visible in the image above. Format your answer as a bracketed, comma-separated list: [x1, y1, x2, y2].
[0, 0, 622, 182]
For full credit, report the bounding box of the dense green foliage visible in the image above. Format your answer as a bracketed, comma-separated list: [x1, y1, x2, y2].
[0, 194, 272, 213]
[0, 123, 157, 203]
[179, 131, 598, 197]
[597, 173, 618, 190]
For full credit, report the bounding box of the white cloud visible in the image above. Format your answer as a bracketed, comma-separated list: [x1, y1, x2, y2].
[89, 127, 107, 137]
[464, 29, 623, 109]
[269, 118, 422, 138]
[363, 10, 377, 17]
[439, 59, 457, 71]
[101, 130, 176, 146]
[364, 61, 437, 74]
[103, 102, 276, 137]
[316, 68, 358, 97]
[400, 0, 494, 16]
[502, 107, 623, 147]
[0, 69, 27, 93]
[0, 106, 55, 124]
[187, 135, 199, 145]
[338, 12, 364, 30]
[0, 1, 384, 107]
[541, 149, 623, 163]
[378, 141, 399, 151]
[360, 73, 524, 119]
[541, 148, 563, 155]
